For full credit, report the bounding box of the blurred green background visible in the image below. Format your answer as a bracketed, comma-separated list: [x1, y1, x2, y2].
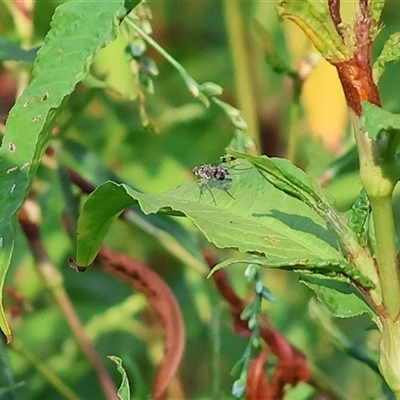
[1, 0, 400, 399]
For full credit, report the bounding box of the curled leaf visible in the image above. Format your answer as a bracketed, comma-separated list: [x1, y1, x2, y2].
[276, 0, 351, 62]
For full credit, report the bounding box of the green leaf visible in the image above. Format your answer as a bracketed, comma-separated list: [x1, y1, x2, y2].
[211, 257, 374, 289]
[227, 150, 333, 219]
[361, 102, 400, 169]
[362, 102, 400, 139]
[348, 189, 370, 246]
[232, 376, 247, 398]
[300, 274, 377, 319]
[373, 33, 400, 83]
[108, 356, 131, 400]
[0, 0, 130, 340]
[75, 159, 343, 269]
[199, 81, 224, 97]
[0, 37, 38, 62]
[62, 139, 206, 273]
[368, 0, 385, 42]
[275, 0, 352, 62]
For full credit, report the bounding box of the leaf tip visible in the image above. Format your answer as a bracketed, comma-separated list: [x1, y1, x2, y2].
[68, 257, 89, 272]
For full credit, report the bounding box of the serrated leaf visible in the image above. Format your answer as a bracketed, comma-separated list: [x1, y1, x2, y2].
[348, 189, 370, 245]
[275, 0, 352, 62]
[108, 356, 131, 400]
[226, 150, 377, 285]
[361, 102, 400, 174]
[227, 150, 333, 220]
[62, 139, 205, 272]
[0, 37, 38, 62]
[368, 0, 385, 41]
[0, 0, 131, 340]
[300, 274, 377, 320]
[211, 256, 374, 289]
[75, 159, 344, 269]
[362, 101, 400, 140]
[373, 32, 400, 83]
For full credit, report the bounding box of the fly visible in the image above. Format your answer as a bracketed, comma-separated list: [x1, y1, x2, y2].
[192, 156, 238, 204]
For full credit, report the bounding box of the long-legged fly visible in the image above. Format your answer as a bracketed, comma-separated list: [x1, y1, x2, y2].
[192, 156, 239, 204]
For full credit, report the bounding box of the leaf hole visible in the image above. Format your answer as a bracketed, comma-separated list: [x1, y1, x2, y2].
[6, 166, 18, 174]
[31, 114, 41, 122]
[23, 97, 35, 107]
[20, 162, 30, 170]
[8, 142, 16, 153]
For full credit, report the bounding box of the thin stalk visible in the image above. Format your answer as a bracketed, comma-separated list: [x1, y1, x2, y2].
[350, 110, 400, 320]
[210, 304, 222, 400]
[370, 195, 400, 319]
[125, 19, 202, 97]
[126, 18, 249, 137]
[222, 0, 261, 152]
[10, 339, 81, 400]
[286, 100, 301, 164]
[308, 364, 349, 400]
[19, 202, 118, 400]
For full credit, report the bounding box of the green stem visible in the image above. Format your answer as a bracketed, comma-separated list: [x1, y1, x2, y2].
[11, 339, 81, 400]
[350, 109, 400, 398]
[222, 0, 261, 152]
[286, 100, 301, 164]
[126, 19, 202, 99]
[350, 110, 400, 320]
[370, 195, 400, 319]
[126, 18, 249, 139]
[20, 203, 118, 400]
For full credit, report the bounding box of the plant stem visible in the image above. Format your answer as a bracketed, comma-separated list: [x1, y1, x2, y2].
[350, 111, 400, 320]
[350, 109, 400, 397]
[11, 339, 81, 400]
[286, 100, 301, 164]
[222, 0, 261, 152]
[370, 195, 400, 319]
[19, 202, 118, 400]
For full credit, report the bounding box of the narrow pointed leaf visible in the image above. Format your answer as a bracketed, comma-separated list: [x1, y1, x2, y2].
[108, 356, 131, 400]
